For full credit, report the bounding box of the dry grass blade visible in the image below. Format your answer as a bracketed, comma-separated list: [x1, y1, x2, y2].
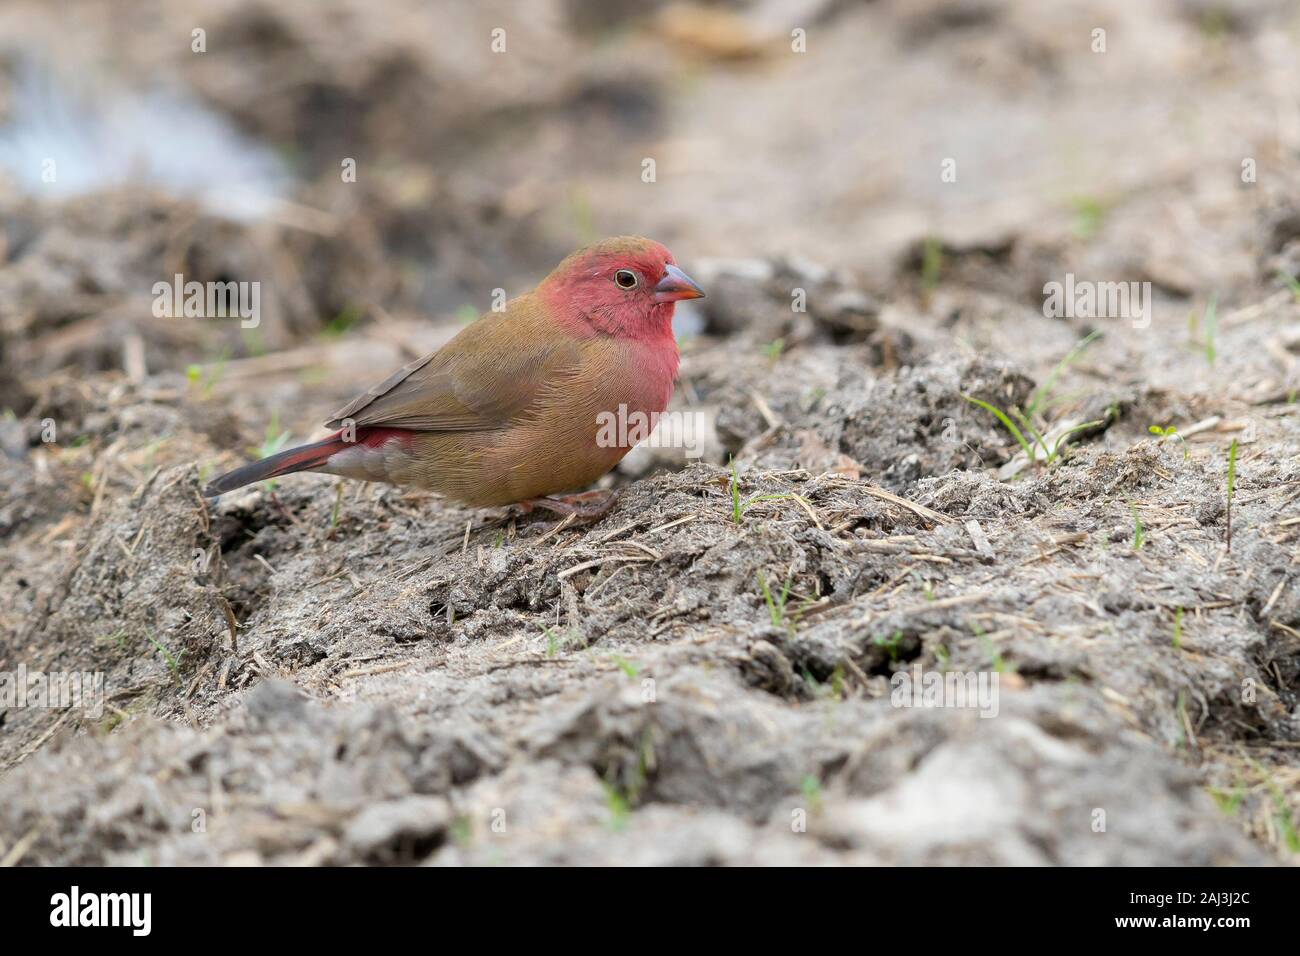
[857, 483, 955, 526]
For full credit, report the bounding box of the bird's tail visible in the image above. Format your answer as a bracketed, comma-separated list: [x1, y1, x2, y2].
[203, 433, 348, 497]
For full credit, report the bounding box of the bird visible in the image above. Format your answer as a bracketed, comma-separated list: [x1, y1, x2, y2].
[203, 236, 704, 517]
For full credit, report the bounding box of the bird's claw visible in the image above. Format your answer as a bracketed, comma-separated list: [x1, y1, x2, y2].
[517, 490, 618, 523]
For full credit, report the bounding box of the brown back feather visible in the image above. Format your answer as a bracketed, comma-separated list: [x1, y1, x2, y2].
[324, 293, 586, 433]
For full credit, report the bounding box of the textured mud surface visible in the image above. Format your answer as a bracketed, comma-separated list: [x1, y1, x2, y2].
[2, 0, 1299, 865]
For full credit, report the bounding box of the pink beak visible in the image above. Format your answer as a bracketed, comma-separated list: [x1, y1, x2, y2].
[654, 263, 705, 302]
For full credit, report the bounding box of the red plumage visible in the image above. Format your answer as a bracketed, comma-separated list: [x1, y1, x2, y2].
[204, 236, 704, 509]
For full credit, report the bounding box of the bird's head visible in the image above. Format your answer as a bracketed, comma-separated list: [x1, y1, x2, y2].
[539, 236, 704, 341]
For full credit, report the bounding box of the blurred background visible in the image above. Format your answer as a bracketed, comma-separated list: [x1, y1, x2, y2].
[3, 0, 1299, 448]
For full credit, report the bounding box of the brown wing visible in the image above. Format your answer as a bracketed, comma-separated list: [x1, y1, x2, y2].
[324, 294, 586, 433]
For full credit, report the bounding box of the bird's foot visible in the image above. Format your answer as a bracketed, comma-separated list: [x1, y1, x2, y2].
[517, 489, 619, 523]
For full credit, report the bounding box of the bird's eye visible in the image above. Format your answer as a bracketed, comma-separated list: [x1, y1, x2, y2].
[614, 269, 638, 289]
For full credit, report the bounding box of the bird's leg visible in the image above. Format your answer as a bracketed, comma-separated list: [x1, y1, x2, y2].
[518, 489, 619, 522]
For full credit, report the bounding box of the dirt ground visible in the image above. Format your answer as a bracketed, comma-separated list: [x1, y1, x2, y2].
[1, 0, 1299, 865]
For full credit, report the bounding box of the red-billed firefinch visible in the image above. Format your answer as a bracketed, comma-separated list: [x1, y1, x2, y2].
[204, 236, 704, 512]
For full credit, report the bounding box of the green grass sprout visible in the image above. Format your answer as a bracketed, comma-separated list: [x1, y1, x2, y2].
[726, 456, 808, 523]
[757, 569, 793, 629]
[1069, 195, 1109, 239]
[1278, 269, 1300, 300]
[801, 775, 824, 814]
[1203, 293, 1218, 366]
[962, 331, 1102, 471]
[872, 629, 904, 664]
[1026, 330, 1101, 419]
[321, 305, 362, 338]
[146, 632, 181, 681]
[920, 236, 943, 294]
[961, 394, 1035, 460]
[607, 654, 640, 680]
[1149, 424, 1189, 461]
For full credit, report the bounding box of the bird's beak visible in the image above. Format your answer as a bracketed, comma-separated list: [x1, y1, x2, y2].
[654, 263, 705, 302]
